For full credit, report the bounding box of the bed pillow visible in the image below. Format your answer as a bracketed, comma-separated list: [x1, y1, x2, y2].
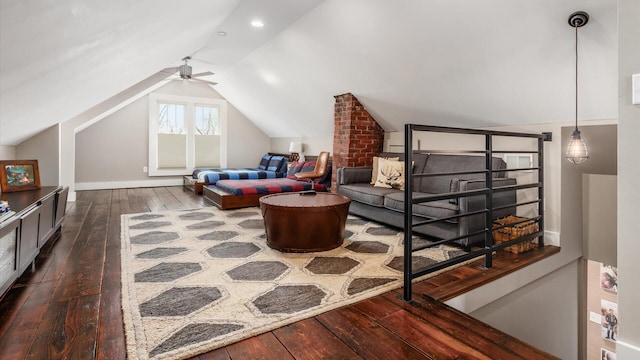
[258, 154, 272, 170]
[371, 156, 400, 184]
[276, 159, 290, 174]
[267, 156, 286, 172]
[374, 158, 405, 190]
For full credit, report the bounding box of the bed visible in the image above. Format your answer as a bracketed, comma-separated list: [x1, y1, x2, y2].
[183, 154, 289, 194]
[203, 158, 332, 210]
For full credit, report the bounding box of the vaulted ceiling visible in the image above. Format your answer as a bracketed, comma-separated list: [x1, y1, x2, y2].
[0, 0, 618, 146]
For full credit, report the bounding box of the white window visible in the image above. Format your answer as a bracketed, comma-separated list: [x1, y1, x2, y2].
[148, 94, 227, 176]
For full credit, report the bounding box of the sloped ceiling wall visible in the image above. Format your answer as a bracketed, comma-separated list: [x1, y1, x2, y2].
[0, 0, 239, 145]
[0, 0, 618, 146]
[214, 0, 618, 138]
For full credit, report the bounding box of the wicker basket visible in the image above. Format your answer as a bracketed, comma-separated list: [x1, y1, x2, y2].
[492, 215, 539, 254]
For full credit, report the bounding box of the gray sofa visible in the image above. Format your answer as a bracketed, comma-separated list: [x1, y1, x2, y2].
[336, 152, 517, 248]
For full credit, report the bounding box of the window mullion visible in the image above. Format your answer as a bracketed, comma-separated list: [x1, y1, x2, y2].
[186, 101, 195, 171]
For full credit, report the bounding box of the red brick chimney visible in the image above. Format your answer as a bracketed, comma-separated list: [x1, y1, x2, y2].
[331, 93, 384, 190]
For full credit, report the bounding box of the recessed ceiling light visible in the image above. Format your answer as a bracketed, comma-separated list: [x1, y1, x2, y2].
[217, 31, 227, 36]
[251, 20, 264, 28]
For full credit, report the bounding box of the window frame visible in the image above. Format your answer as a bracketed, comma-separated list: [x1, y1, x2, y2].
[148, 93, 227, 176]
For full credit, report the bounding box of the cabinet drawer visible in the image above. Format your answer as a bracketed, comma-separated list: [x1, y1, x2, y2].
[19, 206, 40, 274]
[0, 219, 20, 297]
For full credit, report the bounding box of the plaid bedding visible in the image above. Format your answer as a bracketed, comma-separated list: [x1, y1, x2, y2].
[193, 168, 285, 183]
[215, 178, 327, 196]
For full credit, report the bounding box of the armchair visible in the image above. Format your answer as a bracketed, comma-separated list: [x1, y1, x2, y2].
[295, 151, 330, 181]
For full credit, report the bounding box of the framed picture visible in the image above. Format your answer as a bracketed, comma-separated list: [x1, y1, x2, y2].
[0, 160, 41, 193]
[600, 299, 618, 343]
[600, 264, 618, 293]
[601, 347, 616, 360]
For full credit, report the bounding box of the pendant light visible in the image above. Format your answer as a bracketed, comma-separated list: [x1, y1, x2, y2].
[565, 11, 589, 165]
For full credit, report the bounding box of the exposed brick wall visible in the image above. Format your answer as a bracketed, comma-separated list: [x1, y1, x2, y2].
[331, 93, 384, 190]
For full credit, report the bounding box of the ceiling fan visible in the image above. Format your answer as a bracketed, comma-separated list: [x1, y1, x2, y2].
[164, 56, 217, 85]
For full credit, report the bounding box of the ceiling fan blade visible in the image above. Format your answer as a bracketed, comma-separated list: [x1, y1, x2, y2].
[192, 78, 218, 86]
[160, 66, 180, 75]
[191, 71, 215, 78]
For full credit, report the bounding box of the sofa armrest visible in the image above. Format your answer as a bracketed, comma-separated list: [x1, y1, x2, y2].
[337, 167, 373, 186]
[457, 177, 517, 212]
[457, 177, 517, 238]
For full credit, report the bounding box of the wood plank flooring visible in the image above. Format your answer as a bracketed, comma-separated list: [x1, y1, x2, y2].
[0, 187, 560, 360]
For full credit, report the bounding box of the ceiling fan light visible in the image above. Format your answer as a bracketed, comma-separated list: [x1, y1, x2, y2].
[179, 64, 192, 79]
[566, 129, 589, 165]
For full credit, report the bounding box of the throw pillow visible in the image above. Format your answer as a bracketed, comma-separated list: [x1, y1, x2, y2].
[374, 158, 405, 190]
[371, 156, 400, 185]
[300, 161, 316, 173]
[286, 161, 305, 179]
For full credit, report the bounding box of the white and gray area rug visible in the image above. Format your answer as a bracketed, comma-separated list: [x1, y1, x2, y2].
[121, 206, 466, 360]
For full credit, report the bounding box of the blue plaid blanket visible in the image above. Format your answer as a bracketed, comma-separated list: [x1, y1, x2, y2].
[193, 168, 285, 184]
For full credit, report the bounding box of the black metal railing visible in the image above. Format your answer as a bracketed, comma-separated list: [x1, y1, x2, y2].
[403, 124, 547, 302]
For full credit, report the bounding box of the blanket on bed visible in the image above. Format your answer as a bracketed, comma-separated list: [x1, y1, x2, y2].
[193, 169, 285, 183]
[192, 155, 289, 183]
[215, 178, 327, 196]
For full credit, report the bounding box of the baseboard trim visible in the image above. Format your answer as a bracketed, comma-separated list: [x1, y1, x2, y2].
[616, 340, 640, 359]
[544, 230, 560, 246]
[75, 179, 183, 191]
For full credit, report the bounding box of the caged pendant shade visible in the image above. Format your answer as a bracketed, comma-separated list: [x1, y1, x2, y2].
[565, 11, 589, 165]
[566, 129, 589, 165]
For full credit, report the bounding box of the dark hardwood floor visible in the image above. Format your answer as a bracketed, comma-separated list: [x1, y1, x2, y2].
[0, 187, 560, 360]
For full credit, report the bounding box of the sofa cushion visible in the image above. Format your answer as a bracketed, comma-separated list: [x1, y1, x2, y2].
[419, 155, 484, 194]
[384, 192, 459, 222]
[374, 158, 406, 190]
[339, 183, 401, 207]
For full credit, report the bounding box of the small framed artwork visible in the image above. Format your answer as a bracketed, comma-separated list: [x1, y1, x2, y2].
[600, 299, 618, 343]
[601, 347, 616, 360]
[600, 264, 618, 293]
[0, 160, 41, 193]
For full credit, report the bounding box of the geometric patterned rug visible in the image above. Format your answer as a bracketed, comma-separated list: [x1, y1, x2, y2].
[120, 206, 466, 360]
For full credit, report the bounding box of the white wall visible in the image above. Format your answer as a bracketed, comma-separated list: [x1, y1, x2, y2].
[583, 174, 617, 266]
[617, 0, 640, 357]
[270, 136, 333, 160]
[75, 95, 152, 183]
[470, 260, 580, 360]
[0, 146, 16, 160]
[15, 124, 60, 186]
[74, 80, 270, 190]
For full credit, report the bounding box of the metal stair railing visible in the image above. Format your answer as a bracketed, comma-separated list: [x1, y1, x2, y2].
[403, 124, 547, 302]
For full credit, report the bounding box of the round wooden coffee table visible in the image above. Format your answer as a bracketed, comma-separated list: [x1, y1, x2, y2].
[259, 192, 351, 252]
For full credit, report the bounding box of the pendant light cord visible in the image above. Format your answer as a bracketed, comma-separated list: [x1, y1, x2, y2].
[574, 24, 579, 132]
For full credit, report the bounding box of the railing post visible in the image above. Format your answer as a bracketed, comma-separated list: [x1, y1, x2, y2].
[538, 136, 545, 248]
[403, 124, 413, 302]
[485, 133, 493, 269]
